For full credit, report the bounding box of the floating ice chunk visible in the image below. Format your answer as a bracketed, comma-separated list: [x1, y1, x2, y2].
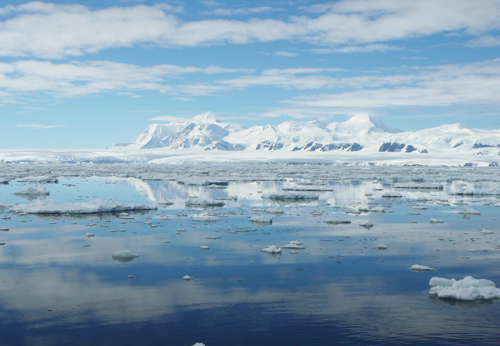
[374, 244, 388, 250]
[216, 196, 237, 201]
[324, 219, 351, 225]
[250, 216, 272, 224]
[290, 251, 299, 254]
[282, 241, 306, 249]
[0, 178, 9, 184]
[429, 276, 500, 300]
[192, 216, 220, 222]
[0, 242, 5, 246]
[480, 228, 494, 235]
[410, 264, 434, 272]
[370, 205, 385, 213]
[191, 343, 205, 346]
[430, 218, 444, 223]
[9, 199, 157, 214]
[14, 186, 50, 196]
[459, 207, 481, 215]
[359, 222, 374, 229]
[261, 193, 319, 201]
[183, 275, 192, 280]
[206, 236, 220, 239]
[0, 228, 8, 231]
[112, 250, 139, 262]
[265, 207, 284, 214]
[128, 275, 134, 278]
[394, 183, 443, 190]
[85, 232, 95, 237]
[185, 198, 225, 207]
[200, 245, 210, 250]
[382, 192, 403, 198]
[19, 176, 58, 184]
[261, 245, 282, 253]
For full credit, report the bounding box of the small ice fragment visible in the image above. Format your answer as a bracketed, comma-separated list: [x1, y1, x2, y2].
[430, 218, 444, 223]
[0, 228, 8, 231]
[112, 250, 140, 262]
[0, 242, 5, 246]
[128, 275, 134, 278]
[85, 232, 95, 237]
[410, 264, 434, 272]
[191, 343, 205, 346]
[261, 245, 282, 253]
[183, 275, 192, 280]
[374, 244, 387, 250]
[459, 207, 481, 215]
[249, 216, 272, 224]
[290, 251, 299, 254]
[480, 228, 494, 235]
[206, 236, 220, 239]
[282, 241, 306, 249]
[200, 245, 210, 250]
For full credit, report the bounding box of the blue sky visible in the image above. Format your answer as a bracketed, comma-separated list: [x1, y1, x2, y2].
[1, 0, 500, 149]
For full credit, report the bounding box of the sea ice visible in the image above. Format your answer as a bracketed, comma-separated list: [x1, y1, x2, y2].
[261, 193, 319, 201]
[281, 241, 306, 249]
[200, 245, 210, 250]
[85, 232, 95, 237]
[111, 250, 140, 262]
[430, 218, 444, 223]
[459, 207, 481, 215]
[14, 186, 50, 196]
[249, 216, 272, 224]
[374, 244, 388, 250]
[9, 199, 157, 214]
[410, 264, 434, 272]
[183, 275, 192, 280]
[261, 245, 282, 253]
[185, 199, 225, 207]
[480, 228, 494, 235]
[429, 276, 500, 300]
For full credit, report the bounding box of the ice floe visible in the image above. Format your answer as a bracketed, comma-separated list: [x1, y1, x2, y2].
[261, 245, 282, 253]
[374, 244, 388, 250]
[261, 193, 319, 201]
[459, 207, 481, 215]
[429, 276, 500, 301]
[249, 216, 272, 224]
[410, 264, 434, 272]
[111, 250, 140, 262]
[281, 241, 305, 249]
[9, 199, 157, 214]
[14, 186, 50, 196]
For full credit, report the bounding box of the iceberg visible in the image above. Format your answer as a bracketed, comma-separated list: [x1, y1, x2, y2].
[429, 276, 500, 300]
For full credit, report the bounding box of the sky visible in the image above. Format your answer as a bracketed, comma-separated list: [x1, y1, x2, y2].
[1, 0, 500, 149]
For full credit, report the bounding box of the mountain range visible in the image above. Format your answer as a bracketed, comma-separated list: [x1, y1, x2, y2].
[113, 112, 500, 156]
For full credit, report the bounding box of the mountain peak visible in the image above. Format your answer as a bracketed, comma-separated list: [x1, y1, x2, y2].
[193, 112, 218, 124]
[345, 114, 401, 134]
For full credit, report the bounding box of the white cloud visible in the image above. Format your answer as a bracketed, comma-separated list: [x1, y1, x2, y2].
[274, 51, 298, 57]
[0, 60, 249, 98]
[0, 1, 499, 58]
[284, 59, 500, 108]
[202, 6, 277, 16]
[16, 124, 66, 129]
[314, 44, 402, 54]
[466, 35, 500, 47]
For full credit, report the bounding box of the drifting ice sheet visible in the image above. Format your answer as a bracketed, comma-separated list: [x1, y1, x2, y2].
[9, 199, 157, 214]
[429, 276, 500, 300]
[410, 264, 434, 271]
[14, 186, 50, 196]
[261, 245, 282, 253]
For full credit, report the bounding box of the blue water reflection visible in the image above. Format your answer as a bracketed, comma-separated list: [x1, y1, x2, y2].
[0, 175, 500, 345]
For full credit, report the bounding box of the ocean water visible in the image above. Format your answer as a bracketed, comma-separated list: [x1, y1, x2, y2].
[1, 173, 500, 346]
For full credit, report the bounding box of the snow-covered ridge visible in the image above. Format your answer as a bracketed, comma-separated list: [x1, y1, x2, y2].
[114, 112, 500, 156]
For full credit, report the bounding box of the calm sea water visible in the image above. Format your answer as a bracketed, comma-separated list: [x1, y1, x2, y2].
[1, 176, 500, 346]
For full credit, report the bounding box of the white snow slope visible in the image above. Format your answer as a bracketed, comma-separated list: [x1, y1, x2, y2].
[115, 112, 500, 156]
[2, 112, 500, 166]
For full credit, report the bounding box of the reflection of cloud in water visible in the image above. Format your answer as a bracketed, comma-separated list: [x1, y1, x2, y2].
[0, 269, 498, 343]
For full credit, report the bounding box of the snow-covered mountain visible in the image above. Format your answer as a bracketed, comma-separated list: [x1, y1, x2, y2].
[114, 112, 500, 156]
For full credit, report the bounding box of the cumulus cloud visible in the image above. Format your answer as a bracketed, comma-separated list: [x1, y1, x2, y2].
[0, 1, 499, 58]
